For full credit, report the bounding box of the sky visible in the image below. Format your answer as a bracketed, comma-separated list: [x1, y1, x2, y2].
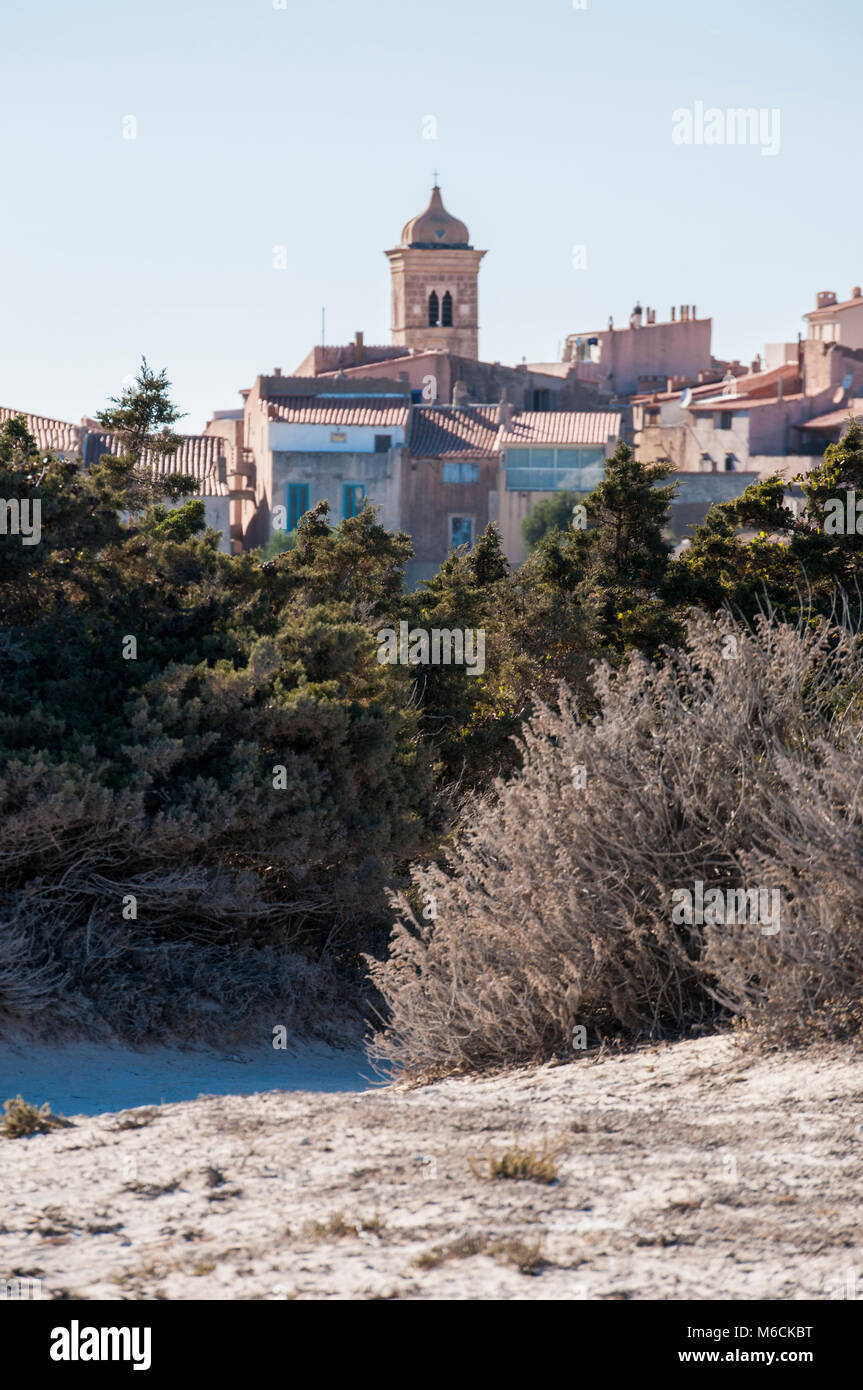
[1, 0, 861, 433]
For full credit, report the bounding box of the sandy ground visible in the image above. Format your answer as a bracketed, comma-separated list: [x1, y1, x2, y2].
[1, 1034, 861, 1301]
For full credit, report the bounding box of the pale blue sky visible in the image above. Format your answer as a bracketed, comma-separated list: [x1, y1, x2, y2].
[1, 0, 860, 431]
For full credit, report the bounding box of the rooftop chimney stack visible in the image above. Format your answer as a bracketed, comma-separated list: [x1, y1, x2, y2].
[497, 389, 515, 428]
[354, 330, 365, 364]
[817, 290, 837, 309]
[854, 287, 862, 300]
[273, 367, 282, 376]
[671, 306, 676, 322]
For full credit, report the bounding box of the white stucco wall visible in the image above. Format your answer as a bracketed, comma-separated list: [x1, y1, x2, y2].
[268, 421, 407, 454]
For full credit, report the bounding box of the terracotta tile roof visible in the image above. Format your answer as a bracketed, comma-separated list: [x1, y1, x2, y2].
[804, 294, 863, 320]
[632, 380, 725, 405]
[500, 411, 621, 446]
[264, 396, 410, 428]
[92, 432, 229, 496]
[634, 364, 800, 409]
[0, 407, 84, 456]
[409, 406, 501, 459]
[1, 406, 228, 497]
[409, 406, 622, 458]
[799, 405, 863, 431]
[689, 393, 805, 413]
[317, 350, 446, 381]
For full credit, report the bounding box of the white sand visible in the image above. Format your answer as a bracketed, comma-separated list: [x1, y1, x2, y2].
[1, 1035, 860, 1301]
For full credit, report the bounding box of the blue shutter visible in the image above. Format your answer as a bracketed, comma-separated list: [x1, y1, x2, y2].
[286, 483, 310, 530]
[343, 483, 366, 519]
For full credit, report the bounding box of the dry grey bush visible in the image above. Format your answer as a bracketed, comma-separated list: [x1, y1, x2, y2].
[368, 612, 863, 1077]
[0, 854, 359, 1045]
[0, 762, 366, 1043]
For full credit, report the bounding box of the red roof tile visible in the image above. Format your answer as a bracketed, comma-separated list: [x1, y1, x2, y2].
[804, 294, 863, 320]
[500, 411, 621, 446]
[264, 396, 410, 428]
[409, 406, 621, 458]
[689, 393, 805, 413]
[0, 407, 83, 456]
[2, 406, 228, 497]
[799, 405, 863, 431]
[409, 406, 501, 459]
[94, 432, 229, 496]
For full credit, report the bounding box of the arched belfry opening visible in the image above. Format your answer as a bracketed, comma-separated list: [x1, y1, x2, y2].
[442, 291, 453, 327]
[428, 291, 440, 327]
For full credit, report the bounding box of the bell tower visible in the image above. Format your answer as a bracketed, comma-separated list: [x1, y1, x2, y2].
[385, 184, 486, 360]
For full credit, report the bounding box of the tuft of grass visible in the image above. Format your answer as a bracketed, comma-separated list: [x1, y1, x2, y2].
[414, 1232, 548, 1276]
[1, 1095, 72, 1139]
[310, 1212, 357, 1240]
[469, 1138, 562, 1185]
[415, 1234, 488, 1270]
[488, 1236, 547, 1276]
[308, 1211, 385, 1240]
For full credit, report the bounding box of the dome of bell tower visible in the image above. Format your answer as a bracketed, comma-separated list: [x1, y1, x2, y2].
[400, 184, 471, 249]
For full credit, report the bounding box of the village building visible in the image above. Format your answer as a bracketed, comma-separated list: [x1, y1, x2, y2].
[630, 293, 863, 537]
[404, 402, 622, 578]
[559, 302, 716, 398]
[0, 407, 233, 551]
[212, 184, 615, 562]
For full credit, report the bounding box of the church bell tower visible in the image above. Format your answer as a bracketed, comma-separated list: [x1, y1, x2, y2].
[385, 184, 486, 360]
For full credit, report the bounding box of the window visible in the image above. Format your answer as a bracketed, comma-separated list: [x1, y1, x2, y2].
[644, 408, 660, 426]
[442, 462, 479, 483]
[343, 483, 366, 518]
[532, 388, 551, 411]
[330, 430, 347, 443]
[428, 291, 440, 327]
[503, 446, 607, 492]
[724, 455, 735, 472]
[374, 434, 392, 453]
[286, 483, 310, 531]
[442, 291, 453, 327]
[449, 515, 474, 549]
[718, 411, 733, 430]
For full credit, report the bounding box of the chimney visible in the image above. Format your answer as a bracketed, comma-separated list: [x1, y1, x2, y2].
[671, 307, 676, 322]
[273, 367, 282, 376]
[354, 330, 365, 364]
[816, 290, 837, 309]
[692, 304, 697, 319]
[452, 380, 470, 408]
[854, 287, 862, 300]
[497, 390, 515, 428]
